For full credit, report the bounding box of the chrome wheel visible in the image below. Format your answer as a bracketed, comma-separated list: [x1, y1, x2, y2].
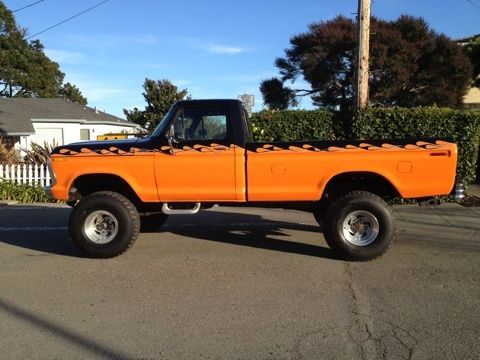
[341, 210, 379, 246]
[83, 210, 119, 244]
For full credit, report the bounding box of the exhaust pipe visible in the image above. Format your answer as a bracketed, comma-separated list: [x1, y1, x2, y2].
[454, 183, 466, 201]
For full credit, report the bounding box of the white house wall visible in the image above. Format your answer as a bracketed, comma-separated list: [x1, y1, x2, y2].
[29, 121, 138, 147]
[30, 122, 77, 146]
[78, 124, 137, 141]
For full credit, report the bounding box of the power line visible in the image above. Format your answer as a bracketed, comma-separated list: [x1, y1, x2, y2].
[466, 0, 480, 12]
[26, 0, 110, 40]
[13, 0, 45, 13]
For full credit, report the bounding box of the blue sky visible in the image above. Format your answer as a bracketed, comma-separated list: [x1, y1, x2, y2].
[4, 0, 480, 118]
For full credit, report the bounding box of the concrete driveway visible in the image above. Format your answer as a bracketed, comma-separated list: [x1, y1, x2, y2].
[0, 204, 479, 359]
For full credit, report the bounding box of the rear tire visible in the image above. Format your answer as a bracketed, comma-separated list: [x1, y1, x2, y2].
[69, 191, 140, 258]
[323, 191, 396, 261]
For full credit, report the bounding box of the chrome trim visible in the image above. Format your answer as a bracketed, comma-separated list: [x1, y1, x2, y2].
[162, 203, 201, 215]
[341, 210, 380, 246]
[83, 210, 119, 244]
[46, 159, 57, 186]
[44, 159, 57, 200]
[166, 124, 178, 155]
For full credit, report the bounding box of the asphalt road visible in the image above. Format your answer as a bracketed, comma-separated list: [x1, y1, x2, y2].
[0, 204, 479, 360]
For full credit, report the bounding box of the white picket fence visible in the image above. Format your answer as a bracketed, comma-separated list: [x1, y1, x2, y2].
[0, 164, 52, 187]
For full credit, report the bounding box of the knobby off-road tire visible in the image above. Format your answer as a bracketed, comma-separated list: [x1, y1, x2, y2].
[140, 213, 168, 233]
[69, 191, 140, 258]
[323, 191, 396, 261]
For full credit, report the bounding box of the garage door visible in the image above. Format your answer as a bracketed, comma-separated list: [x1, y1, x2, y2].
[34, 128, 64, 146]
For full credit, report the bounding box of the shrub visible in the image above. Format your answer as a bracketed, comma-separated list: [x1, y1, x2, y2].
[352, 107, 480, 184]
[250, 109, 334, 142]
[0, 139, 22, 164]
[0, 180, 51, 203]
[22, 141, 58, 165]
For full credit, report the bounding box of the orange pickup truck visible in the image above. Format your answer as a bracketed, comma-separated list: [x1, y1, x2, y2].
[45, 99, 462, 260]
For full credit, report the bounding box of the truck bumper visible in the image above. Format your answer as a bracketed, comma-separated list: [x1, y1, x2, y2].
[43, 186, 54, 200]
[43, 184, 72, 201]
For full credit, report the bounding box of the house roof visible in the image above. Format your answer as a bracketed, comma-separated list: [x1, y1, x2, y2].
[454, 34, 480, 44]
[0, 98, 138, 136]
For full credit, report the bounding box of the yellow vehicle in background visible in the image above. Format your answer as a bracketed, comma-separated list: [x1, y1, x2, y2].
[96, 133, 129, 141]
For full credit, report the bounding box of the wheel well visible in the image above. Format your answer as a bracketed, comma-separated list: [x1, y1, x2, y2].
[323, 172, 400, 201]
[72, 174, 142, 206]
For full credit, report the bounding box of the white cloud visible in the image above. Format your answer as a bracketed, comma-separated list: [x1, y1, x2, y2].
[203, 43, 246, 55]
[44, 49, 86, 64]
[171, 79, 192, 87]
[171, 37, 248, 55]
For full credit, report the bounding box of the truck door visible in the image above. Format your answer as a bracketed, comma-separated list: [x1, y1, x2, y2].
[154, 105, 238, 202]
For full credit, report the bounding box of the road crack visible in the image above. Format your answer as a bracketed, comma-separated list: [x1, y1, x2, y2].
[345, 263, 379, 360]
[346, 263, 420, 360]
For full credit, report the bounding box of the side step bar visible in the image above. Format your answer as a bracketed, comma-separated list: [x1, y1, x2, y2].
[162, 203, 201, 215]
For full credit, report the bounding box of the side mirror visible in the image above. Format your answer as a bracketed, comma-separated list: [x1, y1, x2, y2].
[167, 124, 175, 138]
[166, 124, 178, 155]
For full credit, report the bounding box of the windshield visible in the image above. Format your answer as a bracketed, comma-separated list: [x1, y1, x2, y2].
[150, 106, 175, 137]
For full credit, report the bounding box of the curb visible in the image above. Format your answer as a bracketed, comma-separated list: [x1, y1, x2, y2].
[0, 201, 20, 206]
[0, 202, 69, 208]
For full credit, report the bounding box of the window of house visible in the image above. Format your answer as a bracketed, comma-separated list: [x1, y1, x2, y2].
[80, 129, 90, 141]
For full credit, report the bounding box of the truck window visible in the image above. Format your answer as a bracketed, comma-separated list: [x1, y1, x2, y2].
[173, 107, 228, 141]
[243, 108, 254, 142]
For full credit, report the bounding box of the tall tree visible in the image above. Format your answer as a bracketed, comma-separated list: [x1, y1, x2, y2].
[0, 1, 86, 101]
[59, 82, 88, 105]
[261, 15, 472, 111]
[18, 39, 64, 98]
[124, 79, 189, 131]
[260, 78, 298, 110]
[0, 0, 30, 97]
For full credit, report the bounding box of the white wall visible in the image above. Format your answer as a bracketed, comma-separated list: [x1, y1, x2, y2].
[28, 120, 139, 148]
[78, 124, 138, 141]
[14, 136, 29, 151]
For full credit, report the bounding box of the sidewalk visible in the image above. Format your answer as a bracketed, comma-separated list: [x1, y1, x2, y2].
[393, 203, 480, 241]
[468, 183, 480, 198]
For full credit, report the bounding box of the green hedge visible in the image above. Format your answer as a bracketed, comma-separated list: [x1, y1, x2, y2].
[0, 180, 51, 203]
[352, 107, 480, 184]
[250, 109, 334, 142]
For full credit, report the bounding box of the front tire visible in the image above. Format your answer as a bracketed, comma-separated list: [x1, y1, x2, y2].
[323, 191, 396, 261]
[69, 191, 140, 258]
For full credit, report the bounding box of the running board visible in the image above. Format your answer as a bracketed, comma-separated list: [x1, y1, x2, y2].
[162, 203, 201, 215]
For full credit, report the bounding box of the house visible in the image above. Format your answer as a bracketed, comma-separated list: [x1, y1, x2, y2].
[464, 87, 480, 109]
[455, 34, 480, 110]
[0, 98, 141, 150]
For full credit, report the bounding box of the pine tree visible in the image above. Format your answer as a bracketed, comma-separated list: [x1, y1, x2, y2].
[261, 15, 473, 111]
[0, 1, 86, 101]
[124, 79, 189, 131]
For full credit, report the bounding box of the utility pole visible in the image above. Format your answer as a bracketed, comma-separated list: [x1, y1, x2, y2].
[355, 0, 371, 110]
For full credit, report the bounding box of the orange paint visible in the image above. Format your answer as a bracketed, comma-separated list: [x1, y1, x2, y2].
[49, 140, 457, 203]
